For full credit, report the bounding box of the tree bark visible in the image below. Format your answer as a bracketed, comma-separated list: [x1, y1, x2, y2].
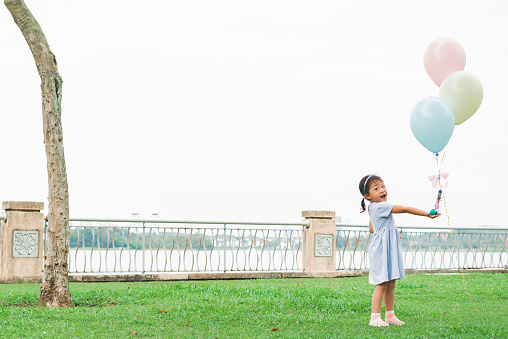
[5, 0, 71, 307]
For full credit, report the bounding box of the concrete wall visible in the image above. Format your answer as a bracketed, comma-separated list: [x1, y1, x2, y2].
[302, 210, 336, 273]
[0, 201, 44, 283]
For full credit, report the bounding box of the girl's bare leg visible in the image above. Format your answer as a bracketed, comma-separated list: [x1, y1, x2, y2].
[384, 280, 405, 325]
[371, 282, 387, 313]
[370, 282, 389, 326]
[383, 280, 396, 311]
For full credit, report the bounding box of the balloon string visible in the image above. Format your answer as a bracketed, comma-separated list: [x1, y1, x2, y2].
[440, 143, 448, 168]
[442, 194, 482, 315]
[438, 143, 448, 174]
[436, 147, 481, 316]
[432, 142, 480, 314]
[436, 144, 448, 191]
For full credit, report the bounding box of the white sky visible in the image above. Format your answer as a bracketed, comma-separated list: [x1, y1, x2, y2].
[1, 0, 507, 227]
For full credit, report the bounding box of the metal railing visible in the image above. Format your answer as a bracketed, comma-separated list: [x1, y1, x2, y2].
[64, 218, 305, 274]
[337, 225, 508, 271]
[42, 219, 508, 275]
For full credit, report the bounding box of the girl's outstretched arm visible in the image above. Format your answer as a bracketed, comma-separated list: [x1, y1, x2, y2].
[369, 221, 374, 234]
[392, 205, 440, 219]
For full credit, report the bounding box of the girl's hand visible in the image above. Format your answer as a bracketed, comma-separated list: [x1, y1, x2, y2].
[428, 212, 441, 219]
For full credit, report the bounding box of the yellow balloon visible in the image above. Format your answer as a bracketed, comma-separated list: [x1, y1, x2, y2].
[439, 71, 483, 125]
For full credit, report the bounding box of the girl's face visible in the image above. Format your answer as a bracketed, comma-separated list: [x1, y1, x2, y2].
[365, 179, 387, 203]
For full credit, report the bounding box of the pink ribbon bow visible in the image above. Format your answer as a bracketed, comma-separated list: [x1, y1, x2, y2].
[429, 173, 449, 189]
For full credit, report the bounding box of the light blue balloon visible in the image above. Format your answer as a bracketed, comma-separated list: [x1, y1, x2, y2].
[410, 97, 455, 153]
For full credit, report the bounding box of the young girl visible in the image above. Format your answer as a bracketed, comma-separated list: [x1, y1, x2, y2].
[359, 174, 440, 327]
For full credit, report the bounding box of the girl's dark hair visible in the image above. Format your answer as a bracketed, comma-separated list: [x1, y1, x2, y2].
[359, 174, 382, 213]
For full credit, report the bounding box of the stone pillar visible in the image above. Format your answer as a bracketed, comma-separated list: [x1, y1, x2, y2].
[0, 201, 44, 283]
[302, 210, 336, 273]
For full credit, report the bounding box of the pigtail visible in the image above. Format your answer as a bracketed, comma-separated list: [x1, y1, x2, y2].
[360, 197, 366, 213]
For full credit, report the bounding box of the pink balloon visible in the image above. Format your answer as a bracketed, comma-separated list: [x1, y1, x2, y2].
[424, 37, 466, 87]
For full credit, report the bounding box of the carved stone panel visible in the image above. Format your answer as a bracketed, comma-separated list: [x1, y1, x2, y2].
[12, 230, 39, 258]
[315, 234, 332, 257]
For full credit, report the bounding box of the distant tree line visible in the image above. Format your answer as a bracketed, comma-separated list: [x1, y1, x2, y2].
[69, 227, 505, 252]
[336, 231, 507, 251]
[68, 227, 303, 251]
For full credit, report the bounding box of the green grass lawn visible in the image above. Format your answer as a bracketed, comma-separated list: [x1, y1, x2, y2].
[0, 272, 507, 338]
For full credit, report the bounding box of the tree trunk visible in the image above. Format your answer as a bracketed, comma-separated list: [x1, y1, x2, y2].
[5, 0, 71, 307]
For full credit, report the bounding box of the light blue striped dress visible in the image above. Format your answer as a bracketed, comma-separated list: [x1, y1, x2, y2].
[367, 202, 405, 285]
